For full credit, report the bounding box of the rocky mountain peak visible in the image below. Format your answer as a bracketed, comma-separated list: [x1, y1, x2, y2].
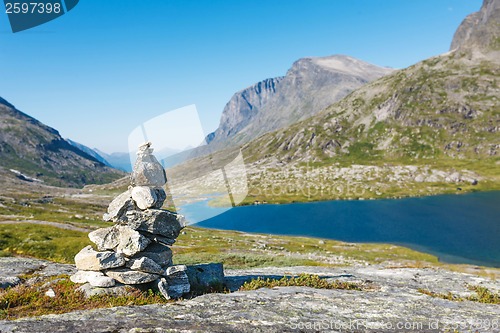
[289, 55, 392, 81]
[206, 55, 393, 147]
[450, 0, 500, 51]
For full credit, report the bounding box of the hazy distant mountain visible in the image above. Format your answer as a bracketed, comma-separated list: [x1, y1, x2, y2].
[94, 149, 132, 172]
[66, 139, 111, 167]
[66, 140, 133, 173]
[206, 55, 394, 148]
[0, 98, 124, 187]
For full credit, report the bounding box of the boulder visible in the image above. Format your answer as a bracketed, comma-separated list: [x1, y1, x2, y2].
[130, 142, 167, 187]
[105, 268, 159, 285]
[125, 209, 186, 239]
[103, 190, 135, 222]
[131, 186, 158, 210]
[126, 257, 165, 275]
[131, 243, 173, 267]
[74, 246, 126, 271]
[186, 263, 225, 291]
[89, 225, 151, 257]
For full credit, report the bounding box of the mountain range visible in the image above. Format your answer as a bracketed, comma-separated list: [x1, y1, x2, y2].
[1, 0, 497, 198]
[0, 99, 124, 187]
[206, 55, 393, 148]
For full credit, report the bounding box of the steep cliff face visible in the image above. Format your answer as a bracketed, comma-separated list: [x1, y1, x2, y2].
[450, 0, 500, 51]
[207, 55, 393, 147]
[209, 77, 284, 143]
[0, 98, 124, 187]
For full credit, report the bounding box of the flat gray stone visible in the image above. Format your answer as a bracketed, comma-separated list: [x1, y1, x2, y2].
[141, 231, 176, 246]
[126, 257, 165, 275]
[187, 263, 225, 291]
[105, 268, 160, 285]
[131, 142, 167, 187]
[76, 283, 131, 298]
[74, 246, 126, 271]
[131, 186, 158, 210]
[69, 270, 104, 284]
[103, 190, 135, 222]
[131, 243, 173, 267]
[124, 209, 186, 239]
[87, 275, 116, 288]
[88, 226, 120, 251]
[89, 225, 151, 257]
[114, 227, 151, 257]
[0, 257, 76, 278]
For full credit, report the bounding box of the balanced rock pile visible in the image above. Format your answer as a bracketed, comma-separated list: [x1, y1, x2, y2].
[71, 142, 190, 299]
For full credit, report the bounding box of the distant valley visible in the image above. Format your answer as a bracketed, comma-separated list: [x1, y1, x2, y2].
[170, 0, 500, 204]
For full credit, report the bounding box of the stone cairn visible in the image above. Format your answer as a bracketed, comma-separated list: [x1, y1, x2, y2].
[71, 142, 190, 299]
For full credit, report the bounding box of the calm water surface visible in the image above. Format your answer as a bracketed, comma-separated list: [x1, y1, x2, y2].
[179, 191, 500, 267]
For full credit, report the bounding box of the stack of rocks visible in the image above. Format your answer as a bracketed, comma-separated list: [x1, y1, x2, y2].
[71, 142, 190, 299]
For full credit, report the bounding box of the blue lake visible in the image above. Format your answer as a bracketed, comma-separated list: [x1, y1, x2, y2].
[179, 191, 500, 267]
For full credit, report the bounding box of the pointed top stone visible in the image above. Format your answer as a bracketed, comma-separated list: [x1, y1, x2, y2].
[131, 142, 167, 187]
[138, 141, 153, 155]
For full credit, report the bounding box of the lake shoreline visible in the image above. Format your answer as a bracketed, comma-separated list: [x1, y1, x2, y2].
[182, 191, 500, 268]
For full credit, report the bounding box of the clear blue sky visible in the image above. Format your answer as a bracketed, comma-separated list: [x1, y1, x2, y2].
[0, 0, 481, 153]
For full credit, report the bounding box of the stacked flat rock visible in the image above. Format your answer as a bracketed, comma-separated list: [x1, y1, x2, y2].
[71, 142, 190, 299]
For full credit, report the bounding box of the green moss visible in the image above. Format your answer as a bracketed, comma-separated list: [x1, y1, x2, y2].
[240, 273, 362, 291]
[418, 285, 500, 304]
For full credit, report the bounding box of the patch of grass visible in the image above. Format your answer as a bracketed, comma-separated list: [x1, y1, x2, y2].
[467, 285, 500, 304]
[418, 285, 500, 304]
[240, 273, 362, 291]
[174, 252, 321, 269]
[0, 195, 109, 227]
[417, 288, 464, 301]
[0, 224, 90, 263]
[0, 275, 169, 320]
[173, 227, 443, 269]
